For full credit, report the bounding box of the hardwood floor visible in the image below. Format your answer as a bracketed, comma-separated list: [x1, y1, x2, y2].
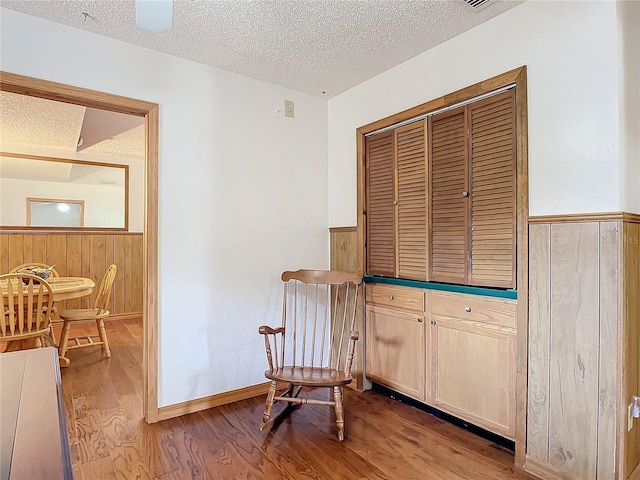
[58, 318, 538, 480]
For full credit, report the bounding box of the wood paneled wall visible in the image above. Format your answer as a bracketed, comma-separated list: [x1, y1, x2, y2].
[330, 227, 367, 390]
[0, 232, 143, 317]
[527, 215, 640, 480]
[624, 221, 640, 478]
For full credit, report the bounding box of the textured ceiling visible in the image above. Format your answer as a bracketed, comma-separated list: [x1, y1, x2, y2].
[1, 0, 524, 98]
[0, 92, 86, 151]
[0, 91, 145, 159]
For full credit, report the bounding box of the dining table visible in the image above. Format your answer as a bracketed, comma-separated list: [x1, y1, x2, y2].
[1, 276, 95, 355]
[41, 276, 96, 302]
[0, 276, 95, 302]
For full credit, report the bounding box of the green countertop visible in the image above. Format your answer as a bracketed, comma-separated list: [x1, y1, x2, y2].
[364, 275, 518, 300]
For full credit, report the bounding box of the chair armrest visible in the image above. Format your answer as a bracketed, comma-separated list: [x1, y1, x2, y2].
[259, 326, 285, 372]
[258, 325, 285, 335]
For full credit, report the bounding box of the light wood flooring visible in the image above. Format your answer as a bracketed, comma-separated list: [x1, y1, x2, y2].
[58, 318, 538, 480]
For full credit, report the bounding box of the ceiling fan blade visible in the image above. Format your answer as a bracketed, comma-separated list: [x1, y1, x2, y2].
[135, 0, 172, 32]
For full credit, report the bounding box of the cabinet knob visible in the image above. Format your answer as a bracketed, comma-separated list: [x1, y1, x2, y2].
[465, 306, 471, 312]
[462, 191, 469, 197]
[418, 317, 424, 323]
[430, 319, 436, 325]
[389, 295, 394, 300]
[393, 200, 398, 205]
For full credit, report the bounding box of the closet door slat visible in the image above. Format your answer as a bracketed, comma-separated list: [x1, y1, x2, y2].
[366, 131, 396, 277]
[429, 107, 468, 284]
[396, 121, 427, 281]
[469, 90, 516, 288]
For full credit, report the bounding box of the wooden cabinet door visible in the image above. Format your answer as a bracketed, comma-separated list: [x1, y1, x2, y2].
[366, 131, 396, 277]
[429, 318, 515, 439]
[468, 90, 516, 288]
[396, 121, 428, 281]
[428, 106, 469, 284]
[365, 305, 425, 401]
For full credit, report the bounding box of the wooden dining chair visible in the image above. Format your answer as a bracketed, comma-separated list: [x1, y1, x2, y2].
[258, 269, 363, 441]
[10, 263, 61, 342]
[57, 264, 117, 367]
[10, 263, 60, 277]
[1, 273, 55, 352]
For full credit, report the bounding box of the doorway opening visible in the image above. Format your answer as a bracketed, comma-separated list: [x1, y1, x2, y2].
[0, 72, 160, 422]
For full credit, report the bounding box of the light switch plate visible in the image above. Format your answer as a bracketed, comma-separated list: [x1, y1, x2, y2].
[284, 100, 294, 118]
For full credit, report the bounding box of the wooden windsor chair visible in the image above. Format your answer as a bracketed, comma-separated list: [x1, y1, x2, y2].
[58, 264, 117, 367]
[10, 263, 60, 277]
[258, 269, 363, 441]
[10, 263, 60, 343]
[1, 273, 55, 352]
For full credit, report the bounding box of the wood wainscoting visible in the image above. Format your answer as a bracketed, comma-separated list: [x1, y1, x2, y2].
[0, 232, 143, 318]
[329, 226, 368, 391]
[526, 212, 640, 480]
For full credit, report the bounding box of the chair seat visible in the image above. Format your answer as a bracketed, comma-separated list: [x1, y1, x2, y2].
[59, 308, 109, 321]
[2, 325, 51, 341]
[265, 366, 352, 387]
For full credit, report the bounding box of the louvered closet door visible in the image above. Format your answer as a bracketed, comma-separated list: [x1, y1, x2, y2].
[366, 131, 395, 277]
[429, 107, 468, 284]
[469, 91, 516, 288]
[396, 121, 427, 281]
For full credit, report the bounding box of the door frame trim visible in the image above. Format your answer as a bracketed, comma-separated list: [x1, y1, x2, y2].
[0, 71, 160, 422]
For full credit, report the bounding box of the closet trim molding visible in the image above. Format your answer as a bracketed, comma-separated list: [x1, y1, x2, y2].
[365, 84, 514, 138]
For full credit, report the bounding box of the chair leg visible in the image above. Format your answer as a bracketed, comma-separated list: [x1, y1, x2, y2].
[97, 319, 111, 358]
[48, 323, 58, 346]
[333, 386, 345, 442]
[58, 321, 71, 359]
[260, 381, 278, 430]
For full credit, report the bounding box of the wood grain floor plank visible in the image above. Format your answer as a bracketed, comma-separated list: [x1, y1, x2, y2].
[76, 409, 111, 463]
[81, 456, 118, 480]
[227, 395, 390, 480]
[59, 318, 532, 480]
[182, 410, 293, 480]
[258, 397, 392, 480]
[158, 427, 221, 480]
[346, 389, 527, 477]
[349, 387, 517, 464]
[218, 399, 333, 480]
[100, 394, 171, 479]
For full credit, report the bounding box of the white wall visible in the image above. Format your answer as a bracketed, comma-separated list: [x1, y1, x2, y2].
[618, 0, 640, 213]
[1, 177, 124, 227]
[328, 0, 622, 225]
[0, 8, 329, 406]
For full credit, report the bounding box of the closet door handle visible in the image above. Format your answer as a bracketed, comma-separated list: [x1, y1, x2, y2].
[462, 191, 469, 197]
[430, 319, 436, 326]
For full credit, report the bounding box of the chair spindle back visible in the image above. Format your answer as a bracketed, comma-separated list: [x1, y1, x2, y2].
[93, 264, 117, 313]
[1, 273, 54, 339]
[10, 263, 60, 277]
[264, 270, 362, 373]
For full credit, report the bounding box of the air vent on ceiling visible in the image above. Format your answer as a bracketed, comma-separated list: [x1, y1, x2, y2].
[461, 0, 493, 11]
